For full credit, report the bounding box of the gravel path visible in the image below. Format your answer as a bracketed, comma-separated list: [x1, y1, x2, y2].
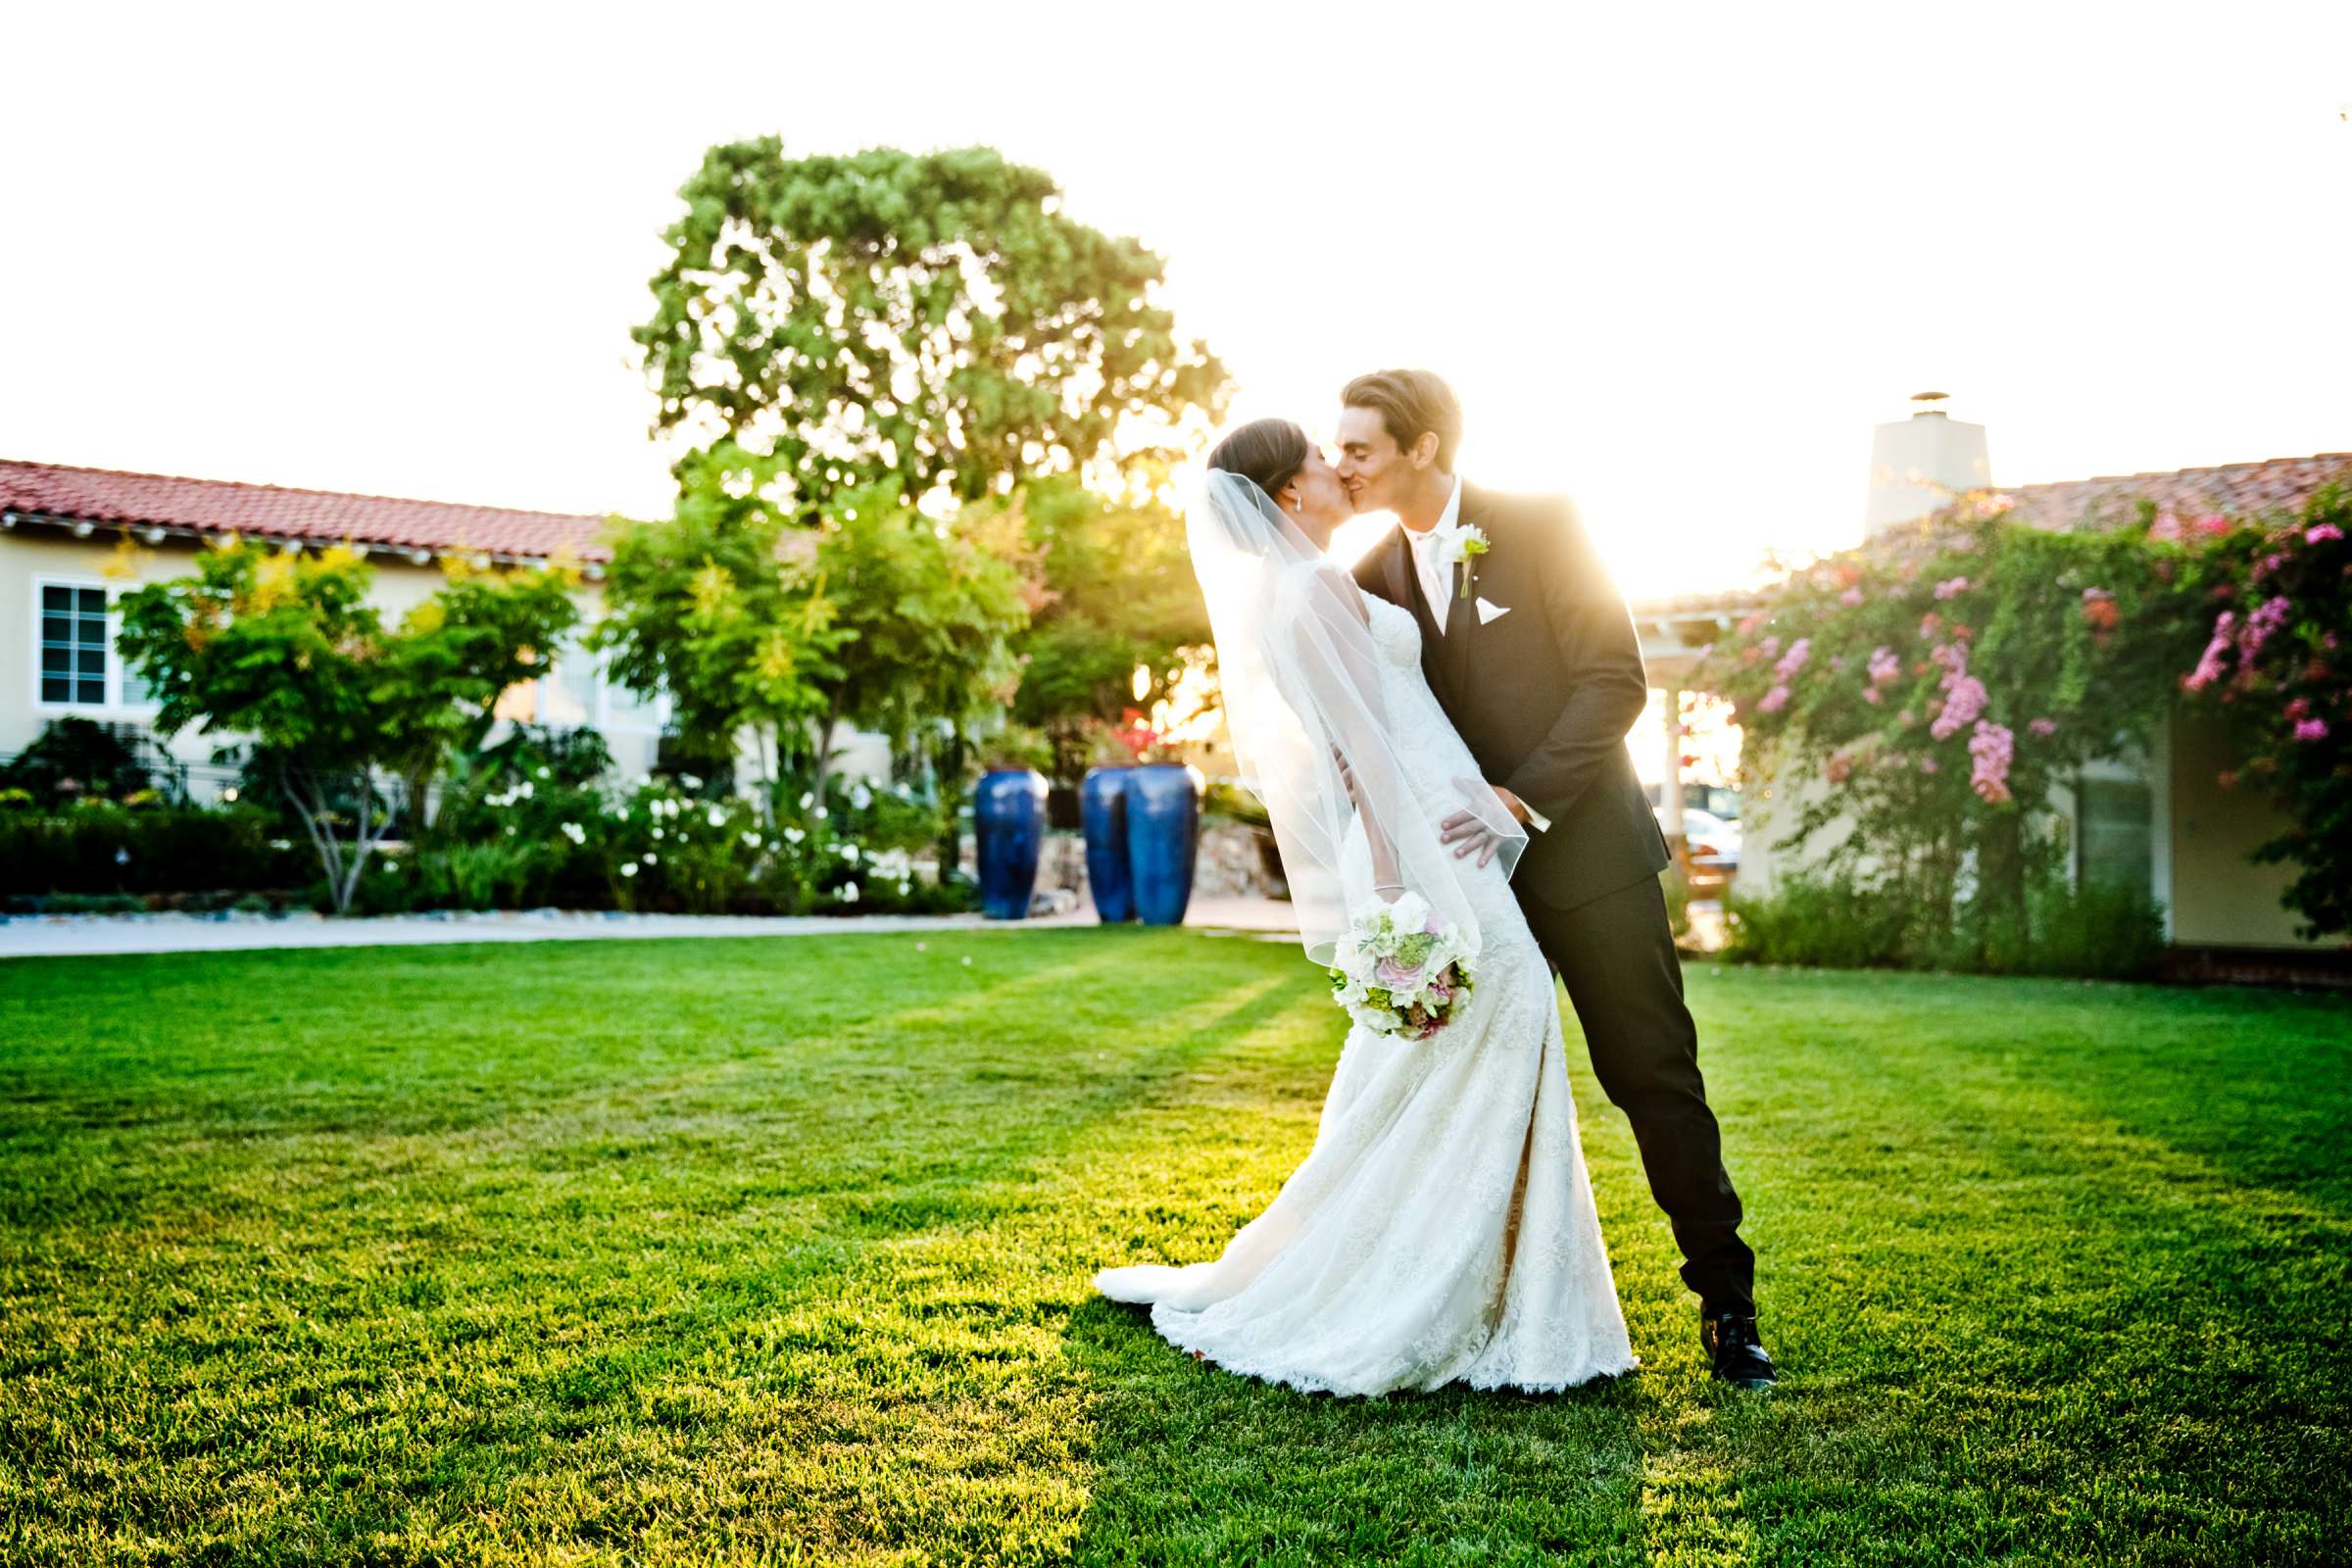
[0, 897, 1299, 959]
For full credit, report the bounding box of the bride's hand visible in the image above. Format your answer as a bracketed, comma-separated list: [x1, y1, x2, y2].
[1372, 882, 1406, 906]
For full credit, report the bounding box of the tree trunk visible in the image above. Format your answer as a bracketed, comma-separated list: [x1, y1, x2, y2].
[934, 726, 967, 885]
[808, 699, 845, 816]
[278, 760, 347, 914]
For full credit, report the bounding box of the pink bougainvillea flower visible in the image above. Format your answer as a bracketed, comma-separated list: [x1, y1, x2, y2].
[1969, 720, 2015, 804]
[2293, 717, 2329, 742]
[1918, 756, 1939, 775]
[1737, 612, 1767, 634]
[2184, 611, 2237, 690]
[1931, 674, 1987, 740]
[1758, 635, 1781, 659]
[2238, 596, 2292, 661]
[2308, 522, 2345, 544]
[1933, 575, 1971, 600]
[1919, 612, 1944, 640]
[1862, 687, 1884, 705]
[2286, 697, 2312, 721]
[2149, 511, 2185, 542]
[1773, 637, 1811, 679]
[2027, 716, 2058, 738]
[1838, 586, 1865, 608]
[2195, 514, 2232, 537]
[1757, 683, 1791, 713]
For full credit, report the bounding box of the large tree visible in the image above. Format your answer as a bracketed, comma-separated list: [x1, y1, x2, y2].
[634, 140, 1228, 518]
[116, 541, 578, 912]
[992, 476, 1212, 781]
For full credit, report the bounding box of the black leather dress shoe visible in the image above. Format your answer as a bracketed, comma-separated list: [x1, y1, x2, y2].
[1701, 1310, 1777, 1390]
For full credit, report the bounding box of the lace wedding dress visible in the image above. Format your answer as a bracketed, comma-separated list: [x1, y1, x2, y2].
[1094, 589, 1637, 1396]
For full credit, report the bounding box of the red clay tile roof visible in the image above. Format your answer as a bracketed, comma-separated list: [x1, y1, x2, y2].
[1997, 452, 2352, 533]
[0, 459, 617, 563]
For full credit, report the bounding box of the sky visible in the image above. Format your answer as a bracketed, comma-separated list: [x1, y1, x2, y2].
[4, 2, 2349, 606]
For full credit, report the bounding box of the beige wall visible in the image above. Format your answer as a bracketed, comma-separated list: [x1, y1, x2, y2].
[2164, 707, 2320, 949]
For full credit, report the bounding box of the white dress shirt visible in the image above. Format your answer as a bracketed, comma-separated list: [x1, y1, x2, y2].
[1402, 476, 1465, 635]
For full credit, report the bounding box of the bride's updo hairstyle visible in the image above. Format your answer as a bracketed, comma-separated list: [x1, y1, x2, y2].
[1207, 418, 1311, 505]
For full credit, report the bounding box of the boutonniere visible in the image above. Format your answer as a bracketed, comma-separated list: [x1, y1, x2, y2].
[1439, 525, 1491, 600]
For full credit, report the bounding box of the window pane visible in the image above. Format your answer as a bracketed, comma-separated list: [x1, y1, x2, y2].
[2078, 777, 2153, 893]
[36, 585, 113, 707]
[604, 671, 660, 730]
[540, 641, 594, 728]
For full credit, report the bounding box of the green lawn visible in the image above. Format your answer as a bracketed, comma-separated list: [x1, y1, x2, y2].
[1, 931, 2347, 1565]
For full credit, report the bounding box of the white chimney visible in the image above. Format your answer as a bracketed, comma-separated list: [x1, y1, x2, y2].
[1865, 392, 1991, 537]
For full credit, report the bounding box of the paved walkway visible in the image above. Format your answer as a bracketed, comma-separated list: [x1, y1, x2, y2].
[0, 897, 1300, 959]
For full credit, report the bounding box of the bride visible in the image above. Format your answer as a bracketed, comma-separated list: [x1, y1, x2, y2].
[1092, 419, 1636, 1397]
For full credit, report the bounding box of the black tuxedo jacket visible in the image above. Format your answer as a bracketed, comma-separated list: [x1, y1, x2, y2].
[1351, 480, 1670, 910]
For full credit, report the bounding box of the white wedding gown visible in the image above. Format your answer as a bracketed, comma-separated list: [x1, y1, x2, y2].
[1094, 591, 1637, 1396]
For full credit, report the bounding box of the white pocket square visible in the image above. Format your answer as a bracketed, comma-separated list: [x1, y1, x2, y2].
[1475, 596, 1511, 625]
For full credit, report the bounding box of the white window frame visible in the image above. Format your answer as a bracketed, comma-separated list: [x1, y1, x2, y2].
[30, 574, 162, 718]
[528, 630, 669, 737]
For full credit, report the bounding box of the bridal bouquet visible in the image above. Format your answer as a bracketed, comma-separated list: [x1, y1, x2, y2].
[1327, 892, 1480, 1041]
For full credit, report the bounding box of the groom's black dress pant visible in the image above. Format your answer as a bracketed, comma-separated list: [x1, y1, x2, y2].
[1516, 872, 1755, 1317]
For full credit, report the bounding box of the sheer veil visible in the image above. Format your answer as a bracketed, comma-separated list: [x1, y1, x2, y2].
[1185, 467, 1526, 965]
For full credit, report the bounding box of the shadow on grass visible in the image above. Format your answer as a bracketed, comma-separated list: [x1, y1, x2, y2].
[1063, 1291, 1649, 1563]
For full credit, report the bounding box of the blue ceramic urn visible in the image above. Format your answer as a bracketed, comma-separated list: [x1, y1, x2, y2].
[1125, 763, 1200, 926]
[974, 768, 1048, 919]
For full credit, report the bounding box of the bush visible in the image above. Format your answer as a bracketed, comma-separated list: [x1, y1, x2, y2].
[0, 717, 161, 806]
[1725, 874, 1912, 969]
[0, 805, 311, 898]
[1727, 869, 2166, 979]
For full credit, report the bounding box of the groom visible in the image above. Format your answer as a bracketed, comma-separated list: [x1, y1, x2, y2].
[1337, 368, 1775, 1390]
